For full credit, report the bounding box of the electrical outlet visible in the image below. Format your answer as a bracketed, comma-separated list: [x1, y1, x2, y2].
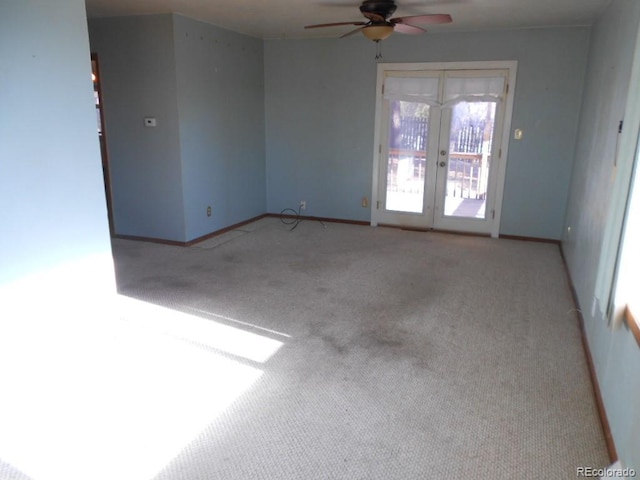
[206, 206, 212, 217]
[300, 200, 306, 210]
[362, 196, 369, 208]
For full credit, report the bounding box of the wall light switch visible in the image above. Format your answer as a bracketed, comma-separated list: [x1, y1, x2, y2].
[144, 117, 157, 127]
[514, 128, 523, 140]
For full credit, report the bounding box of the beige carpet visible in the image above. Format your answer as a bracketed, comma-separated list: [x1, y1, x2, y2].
[100, 217, 608, 479]
[2, 217, 607, 479]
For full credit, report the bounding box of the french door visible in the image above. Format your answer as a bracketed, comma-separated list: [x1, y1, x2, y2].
[371, 63, 517, 237]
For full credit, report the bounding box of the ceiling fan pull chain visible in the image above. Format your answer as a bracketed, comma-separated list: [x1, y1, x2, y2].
[375, 40, 383, 59]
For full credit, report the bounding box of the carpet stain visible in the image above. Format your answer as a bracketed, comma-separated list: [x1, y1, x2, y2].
[363, 330, 405, 350]
[187, 264, 210, 274]
[268, 278, 287, 289]
[319, 334, 348, 355]
[140, 276, 196, 290]
[222, 254, 240, 263]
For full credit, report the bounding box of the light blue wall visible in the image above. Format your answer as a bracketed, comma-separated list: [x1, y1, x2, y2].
[173, 15, 266, 240]
[0, 0, 115, 293]
[89, 16, 186, 242]
[264, 39, 376, 221]
[264, 28, 590, 238]
[562, 0, 640, 470]
[89, 14, 267, 243]
[0, 3, 116, 477]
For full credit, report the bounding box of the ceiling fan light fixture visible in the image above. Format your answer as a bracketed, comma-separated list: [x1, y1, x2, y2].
[362, 25, 394, 41]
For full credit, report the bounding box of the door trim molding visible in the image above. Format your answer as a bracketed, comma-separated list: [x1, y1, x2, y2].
[370, 60, 518, 238]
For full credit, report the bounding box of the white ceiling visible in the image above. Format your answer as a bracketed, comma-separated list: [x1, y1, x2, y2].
[84, 0, 612, 40]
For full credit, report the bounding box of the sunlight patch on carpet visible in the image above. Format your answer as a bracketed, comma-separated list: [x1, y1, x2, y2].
[0, 296, 283, 480]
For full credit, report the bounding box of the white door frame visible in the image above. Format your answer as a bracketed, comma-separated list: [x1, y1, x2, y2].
[370, 61, 518, 238]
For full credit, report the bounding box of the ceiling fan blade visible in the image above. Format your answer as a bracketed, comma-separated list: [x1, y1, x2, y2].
[393, 23, 427, 35]
[391, 13, 453, 25]
[340, 26, 366, 38]
[362, 12, 386, 23]
[305, 21, 367, 29]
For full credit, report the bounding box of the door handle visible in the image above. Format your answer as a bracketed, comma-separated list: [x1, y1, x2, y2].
[439, 161, 446, 167]
[440, 150, 447, 156]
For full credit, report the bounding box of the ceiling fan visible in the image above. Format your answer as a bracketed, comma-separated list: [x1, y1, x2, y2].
[304, 0, 452, 42]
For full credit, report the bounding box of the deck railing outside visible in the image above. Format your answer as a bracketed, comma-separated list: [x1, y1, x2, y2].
[386, 150, 490, 200]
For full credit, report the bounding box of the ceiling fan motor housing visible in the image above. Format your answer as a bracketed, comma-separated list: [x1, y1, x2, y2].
[360, 0, 397, 20]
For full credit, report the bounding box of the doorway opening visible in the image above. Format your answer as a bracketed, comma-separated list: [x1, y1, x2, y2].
[91, 53, 115, 237]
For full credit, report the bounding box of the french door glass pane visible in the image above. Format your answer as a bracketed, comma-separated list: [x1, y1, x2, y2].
[444, 101, 496, 219]
[385, 100, 430, 214]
